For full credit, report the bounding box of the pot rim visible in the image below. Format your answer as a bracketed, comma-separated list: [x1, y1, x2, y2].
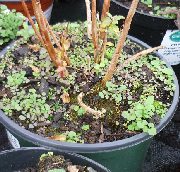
[0, 41, 15, 55]
[0, 147, 110, 172]
[0, 35, 179, 153]
[111, 0, 175, 20]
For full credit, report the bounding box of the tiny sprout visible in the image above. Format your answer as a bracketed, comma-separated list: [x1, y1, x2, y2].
[81, 124, 90, 131]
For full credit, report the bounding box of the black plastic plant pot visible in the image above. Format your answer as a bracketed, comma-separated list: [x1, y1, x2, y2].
[0, 36, 179, 172]
[0, 41, 14, 56]
[0, 147, 110, 172]
[98, 0, 177, 47]
[50, 0, 86, 24]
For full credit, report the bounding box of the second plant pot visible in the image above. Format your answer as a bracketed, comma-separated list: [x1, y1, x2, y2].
[1, 0, 54, 21]
[98, 0, 177, 47]
[0, 147, 110, 172]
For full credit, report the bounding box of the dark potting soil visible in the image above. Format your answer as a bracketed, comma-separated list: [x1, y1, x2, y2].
[18, 153, 97, 172]
[115, 0, 179, 18]
[0, 28, 174, 144]
[0, 0, 176, 144]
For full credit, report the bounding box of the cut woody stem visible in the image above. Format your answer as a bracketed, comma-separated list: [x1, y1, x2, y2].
[121, 46, 164, 68]
[85, 0, 92, 39]
[77, 92, 106, 119]
[22, 0, 58, 67]
[21, 0, 70, 68]
[102, 0, 139, 84]
[101, 0, 111, 20]
[91, 0, 99, 62]
[115, 46, 164, 82]
[21, 0, 45, 46]
[35, 0, 59, 66]
[99, 122, 104, 143]
[35, 1, 60, 57]
[94, 0, 111, 64]
[36, 0, 70, 66]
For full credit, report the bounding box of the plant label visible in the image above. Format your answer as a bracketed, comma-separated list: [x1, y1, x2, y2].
[6, 130, 20, 149]
[158, 30, 180, 65]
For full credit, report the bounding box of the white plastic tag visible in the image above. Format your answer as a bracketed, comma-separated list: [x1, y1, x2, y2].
[158, 30, 180, 65]
[6, 130, 20, 149]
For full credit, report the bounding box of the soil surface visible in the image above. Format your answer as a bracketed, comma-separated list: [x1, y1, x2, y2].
[116, 0, 179, 18]
[0, 0, 176, 144]
[19, 153, 97, 172]
[0, 30, 174, 144]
